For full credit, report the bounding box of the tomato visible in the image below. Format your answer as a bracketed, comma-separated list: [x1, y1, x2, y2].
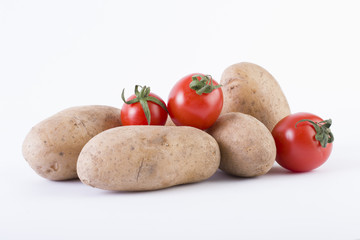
[121, 85, 168, 126]
[167, 73, 223, 130]
[272, 112, 334, 172]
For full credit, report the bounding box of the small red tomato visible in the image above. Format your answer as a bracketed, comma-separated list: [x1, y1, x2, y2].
[272, 112, 334, 172]
[121, 85, 168, 126]
[167, 73, 223, 130]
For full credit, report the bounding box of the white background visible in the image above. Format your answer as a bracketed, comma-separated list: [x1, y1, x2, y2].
[1, 0, 360, 239]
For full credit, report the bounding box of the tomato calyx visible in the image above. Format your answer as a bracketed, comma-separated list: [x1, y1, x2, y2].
[295, 119, 334, 148]
[121, 85, 168, 125]
[189, 74, 222, 95]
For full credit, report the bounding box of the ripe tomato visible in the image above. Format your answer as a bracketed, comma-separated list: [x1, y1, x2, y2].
[167, 73, 223, 130]
[272, 112, 334, 172]
[121, 85, 168, 126]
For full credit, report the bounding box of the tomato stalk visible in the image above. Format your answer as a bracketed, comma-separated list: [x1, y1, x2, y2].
[122, 85, 168, 125]
[295, 119, 334, 148]
[189, 75, 222, 95]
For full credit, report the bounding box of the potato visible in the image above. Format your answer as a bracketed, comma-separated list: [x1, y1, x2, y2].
[22, 105, 122, 181]
[165, 117, 176, 126]
[207, 112, 276, 177]
[220, 62, 291, 131]
[77, 126, 220, 191]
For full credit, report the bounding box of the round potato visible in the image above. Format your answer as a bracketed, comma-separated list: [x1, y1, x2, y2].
[22, 105, 122, 181]
[77, 126, 220, 191]
[207, 112, 276, 177]
[220, 62, 291, 131]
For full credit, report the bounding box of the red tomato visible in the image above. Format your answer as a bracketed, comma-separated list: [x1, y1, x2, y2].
[121, 86, 168, 126]
[167, 73, 223, 130]
[272, 112, 334, 172]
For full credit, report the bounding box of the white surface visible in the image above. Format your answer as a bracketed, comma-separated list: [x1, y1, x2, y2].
[1, 1, 360, 239]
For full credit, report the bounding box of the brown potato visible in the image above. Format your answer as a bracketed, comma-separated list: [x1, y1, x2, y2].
[22, 105, 122, 181]
[207, 112, 276, 177]
[220, 62, 291, 131]
[165, 117, 176, 126]
[77, 126, 220, 191]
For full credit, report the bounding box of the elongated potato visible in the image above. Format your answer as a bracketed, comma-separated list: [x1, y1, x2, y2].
[22, 105, 122, 181]
[220, 62, 291, 131]
[207, 112, 276, 177]
[77, 126, 220, 191]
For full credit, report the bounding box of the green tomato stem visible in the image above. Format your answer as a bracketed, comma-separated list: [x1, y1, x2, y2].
[295, 119, 334, 148]
[189, 74, 222, 95]
[122, 85, 168, 125]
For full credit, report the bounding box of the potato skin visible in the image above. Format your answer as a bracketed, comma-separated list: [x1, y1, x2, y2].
[165, 117, 176, 126]
[220, 62, 291, 131]
[77, 126, 220, 191]
[207, 112, 276, 177]
[22, 105, 122, 181]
